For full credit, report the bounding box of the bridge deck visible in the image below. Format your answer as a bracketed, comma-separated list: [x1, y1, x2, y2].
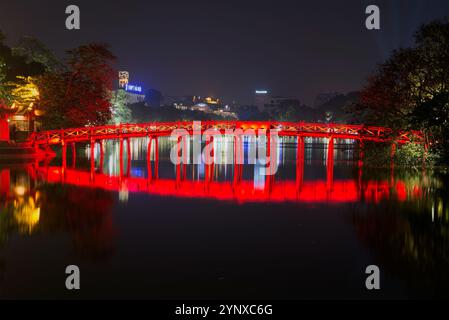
[29, 121, 423, 146]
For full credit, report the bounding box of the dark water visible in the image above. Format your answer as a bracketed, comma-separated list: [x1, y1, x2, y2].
[0, 137, 448, 299]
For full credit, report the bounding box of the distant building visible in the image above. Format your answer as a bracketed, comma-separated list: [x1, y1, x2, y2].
[254, 90, 270, 112]
[115, 71, 145, 105]
[313, 92, 340, 108]
[123, 83, 145, 104]
[124, 91, 145, 105]
[191, 103, 210, 112]
[118, 71, 129, 88]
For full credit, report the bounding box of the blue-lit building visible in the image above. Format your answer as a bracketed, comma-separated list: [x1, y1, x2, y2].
[116, 71, 145, 105]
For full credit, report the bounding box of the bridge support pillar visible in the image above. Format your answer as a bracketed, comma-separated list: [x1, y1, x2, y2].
[176, 136, 182, 184]
[119, 137, 124, 178]
[126, 138, 131, 177]
[147, 136, 153, 181]
[327, 136, 334, 192]
[358, 140, 364, 167]
[296, 136, 304, 193]
[233, 134, 243, 187]
[90, 139, 95, 176]
[182, 135, 187, 180]
[71, 142, 76, 168]
[62, 140, 67, 168]
[357, 140, 364, 195]
[154, 137, 159, 179]
[99, 140, 104, 173]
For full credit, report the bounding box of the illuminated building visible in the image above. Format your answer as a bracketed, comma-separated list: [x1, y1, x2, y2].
[191, 103, 210, 112]
[204, 97, 220, 105]
[118, 71, 129, 88]
[254, 90, 270, 112]
[5, 77, 42, 139]
[115, 71, 145, 105]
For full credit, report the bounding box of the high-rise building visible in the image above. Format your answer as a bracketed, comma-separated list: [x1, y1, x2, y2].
[254, 90, 270, 112]
[118, 71, 129, 88]
[115, 71, 145, 105]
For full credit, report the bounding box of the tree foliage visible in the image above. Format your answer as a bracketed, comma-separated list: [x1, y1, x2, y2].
[0, 30, 45, 116]
[109, 89, 132, 124]
[359, 17, 449, 164]
[12, 36, 64, 72]
[360, 18, 449, 126]
[38, 43, 116, 129]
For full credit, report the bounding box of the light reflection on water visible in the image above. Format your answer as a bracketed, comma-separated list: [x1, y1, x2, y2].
[0, 137, 448, 299]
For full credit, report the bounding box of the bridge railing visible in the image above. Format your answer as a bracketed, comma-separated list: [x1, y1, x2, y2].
[28, 121, 423, 146]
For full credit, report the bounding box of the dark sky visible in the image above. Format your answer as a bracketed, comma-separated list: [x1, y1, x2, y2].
[1, 0, 448, 105]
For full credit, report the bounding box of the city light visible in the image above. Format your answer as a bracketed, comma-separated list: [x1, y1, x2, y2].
[125, 83, 143, 93]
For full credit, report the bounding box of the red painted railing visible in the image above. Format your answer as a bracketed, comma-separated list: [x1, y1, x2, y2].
[29, 121, 423, 146]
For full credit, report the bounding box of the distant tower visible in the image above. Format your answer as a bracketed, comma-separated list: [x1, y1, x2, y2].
[254, 90, 270, 112]
[118, 71, 129, 88]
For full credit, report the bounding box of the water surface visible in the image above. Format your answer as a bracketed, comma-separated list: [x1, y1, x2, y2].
[0, 137, 448, 299]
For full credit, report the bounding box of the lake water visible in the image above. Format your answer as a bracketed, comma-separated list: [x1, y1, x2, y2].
[0, 137, 448, 299]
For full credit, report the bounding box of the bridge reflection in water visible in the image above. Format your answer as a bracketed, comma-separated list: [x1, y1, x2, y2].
[2, 134, 446, 300]
[31, 166, 416, 203]
[24, 135, 421, 204]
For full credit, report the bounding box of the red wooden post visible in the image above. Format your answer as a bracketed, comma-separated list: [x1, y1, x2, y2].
[126, 138, 131, 177]
[147, 136, 153, 181]
[296, 135, 304, 193]
[0, 115, 9, 142]
[327, 136, 334, 192]
[61, 140, 67, 168]
[90, 139, 95, 172]
[99, 140, 104, 173]
[119, 137, 124, 178]
[154, 137, 159, 179]
[71, 142, 76, 168]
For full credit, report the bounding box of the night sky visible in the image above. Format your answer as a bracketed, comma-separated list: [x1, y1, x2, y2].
[1, 0, 448, 105]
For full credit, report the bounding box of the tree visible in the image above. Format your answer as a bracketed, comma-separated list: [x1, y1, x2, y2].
[38, 43, 116, 129]
[411, 92, 449, 162]
[36, 72, 67, 129]
[0, 31, 12, 108]
[109, 89, 132, 124]
[10, 76, 39, 108]
[0, 30, 45, 119]
[0, 53, 10, 109]
[359, 17, 449, 163]
[359, 48, 422, 128]
[64, 43, 116, 127]
[360, 18, 449, 130]
[12, 36, 64, 72]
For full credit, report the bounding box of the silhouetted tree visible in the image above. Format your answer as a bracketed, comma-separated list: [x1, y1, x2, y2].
[358, 17, 449, 163]
[38, 43, 116, 129]
[110, 89, 132, 124]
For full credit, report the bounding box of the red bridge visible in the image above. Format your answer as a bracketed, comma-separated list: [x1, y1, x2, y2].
[28, 121, 424, 173]
[30, 121, 422, 146]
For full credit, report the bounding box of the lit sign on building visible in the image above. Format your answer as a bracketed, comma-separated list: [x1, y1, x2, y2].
[125, 84, 143, 94]
[255, 90, 268, 94]
[118, 71, 129, 88]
